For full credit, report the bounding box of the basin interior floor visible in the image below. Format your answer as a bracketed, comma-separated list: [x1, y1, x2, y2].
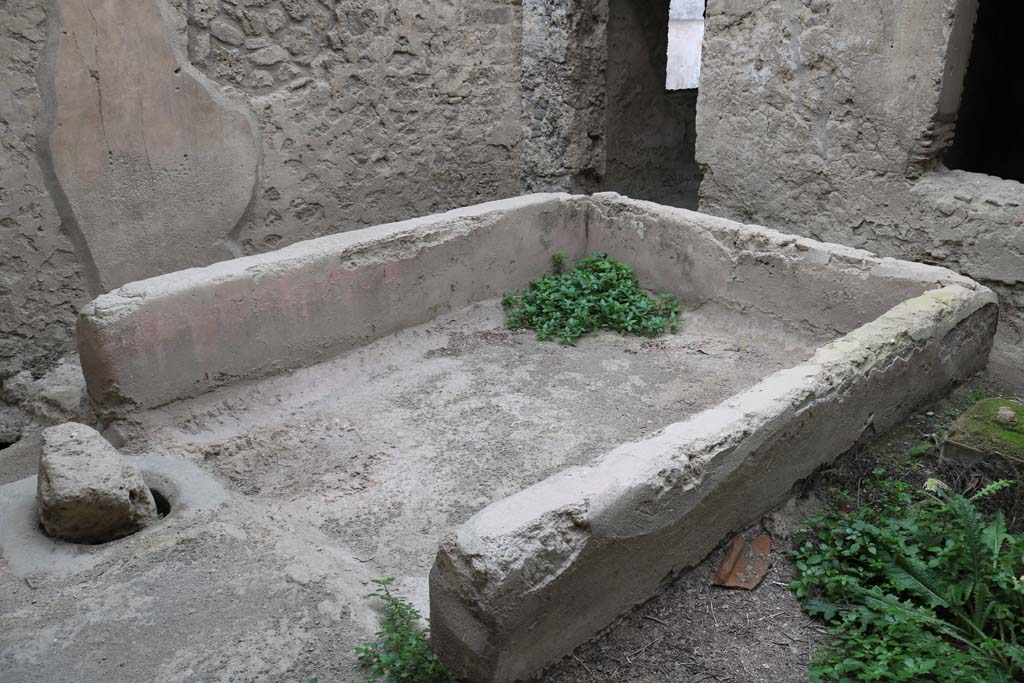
[1, 298, 829, 683]
[128, 299, 828, 580]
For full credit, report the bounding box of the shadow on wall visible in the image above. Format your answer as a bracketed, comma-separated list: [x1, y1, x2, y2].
[603, 0, 702, 209]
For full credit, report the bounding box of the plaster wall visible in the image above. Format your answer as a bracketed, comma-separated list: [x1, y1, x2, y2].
[3, 0, 613, 383]
[179, 0, 526, 254]
[696, 0, 1024, 386]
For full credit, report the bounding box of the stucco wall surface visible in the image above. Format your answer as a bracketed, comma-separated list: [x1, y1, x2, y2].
[0, 0, 89, 380]
[4, 0, 611, 383]
[182, 0, 527, 254]
[696, 0, 1024, 386]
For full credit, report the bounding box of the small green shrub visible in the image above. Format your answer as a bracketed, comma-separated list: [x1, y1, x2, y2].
[791, 479, 1024, 682]
[502, 253, 680, 345]
[356, 578, 455, 683]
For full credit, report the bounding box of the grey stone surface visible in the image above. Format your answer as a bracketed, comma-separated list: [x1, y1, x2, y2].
[0, 356, 92, 425]
[181, 0, 528, 256]
[521, 0, 608, 193]
[695, 0, 1024, 387]
[0, 406, 29, 445]
[4, 192, 1002, 682]
[0, 432, 42, 487]
[428, 198, 997, 680]
[2, 0, 699, 387]
[0, 0, 90, 380]
[42, 0, 260, 291]
[37, 423, 158, 544]
[2, 454, 225, 579]
[78, 193, 987, 413]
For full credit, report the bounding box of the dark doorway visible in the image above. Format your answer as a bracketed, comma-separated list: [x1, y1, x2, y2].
[603, 0, 702, 208]
[946, 0, 1024, 183]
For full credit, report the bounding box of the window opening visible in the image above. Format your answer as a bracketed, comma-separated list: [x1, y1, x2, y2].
[666, 0, 705, 90]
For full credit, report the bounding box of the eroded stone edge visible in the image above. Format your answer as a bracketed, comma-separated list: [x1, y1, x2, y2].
[429, 283, 997, 682]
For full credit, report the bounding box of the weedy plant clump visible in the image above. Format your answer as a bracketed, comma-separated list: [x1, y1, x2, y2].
[356, 578, 455, 683]
[502, 252, 680, 344]
[791, 477, 1024, 682]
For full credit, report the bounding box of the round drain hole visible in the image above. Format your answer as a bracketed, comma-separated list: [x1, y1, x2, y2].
[150, 488, 171, 517]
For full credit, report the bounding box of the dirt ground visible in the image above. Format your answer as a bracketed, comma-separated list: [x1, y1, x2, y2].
[541, 370, 1024, 683]
[539, 522, 829, 683]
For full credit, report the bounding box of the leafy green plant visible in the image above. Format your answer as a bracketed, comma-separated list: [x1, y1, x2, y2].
[356, 578, 455, 683]
[907, 441, 935, 458]
[502, 253, 680, 345]
[792, 479, 1024, 682]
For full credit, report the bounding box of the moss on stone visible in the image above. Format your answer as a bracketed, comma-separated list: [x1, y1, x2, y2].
[949, 398, 1024, 463]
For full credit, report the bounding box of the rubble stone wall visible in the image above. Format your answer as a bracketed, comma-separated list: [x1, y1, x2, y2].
[696, 0, 1024, 385]
[2, 0, 617, 382]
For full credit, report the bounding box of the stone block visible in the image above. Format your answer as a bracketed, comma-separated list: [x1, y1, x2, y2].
[37, 423, 157, 544]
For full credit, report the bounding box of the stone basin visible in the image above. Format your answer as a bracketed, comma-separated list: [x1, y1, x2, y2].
[7, 193, 996, 682]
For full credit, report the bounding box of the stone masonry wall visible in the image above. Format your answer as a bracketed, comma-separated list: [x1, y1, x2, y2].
[0, 0, 89, 379]
[522, 0, 608, 193]
[0, 0, 542, 383]
[181, 0, 526, 254]
[696, 0, 1024, 386]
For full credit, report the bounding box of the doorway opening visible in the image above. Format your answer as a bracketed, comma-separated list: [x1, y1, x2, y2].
[945, 0, 1024, 183]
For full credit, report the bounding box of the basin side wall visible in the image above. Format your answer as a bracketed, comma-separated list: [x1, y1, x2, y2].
[583, 193, 984, 338]
[429, 284, 998, 682]
[77, 194, 584, 411]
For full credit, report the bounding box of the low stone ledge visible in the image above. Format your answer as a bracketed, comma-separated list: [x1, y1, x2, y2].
[77, 194, 580, 411]
[429, 284, 998, 682]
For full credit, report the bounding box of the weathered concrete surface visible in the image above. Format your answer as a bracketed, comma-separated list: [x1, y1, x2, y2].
[71, 192, 998, 679]
[42, 0, 259, 290]
[37, 423, 157, 544]
[35, 291, 819, 682]
[2, 0, 618, 384]
[2, 454, 224, 579]
[583, 195, 980, 336]
[430, 285, 997, 681]
[118, 297, 824, 579]
[0, 456, 375, 683]
[0, 406, 29, 446]
[14, 192, 1002, 681]
[78, 194, 583, 411]
[3, 0, 700, 386]
[695, 0, 1024, 387]
[605, 0, 701, 208]
[0, 433, 42, 488]
[0, 0, 89, 380]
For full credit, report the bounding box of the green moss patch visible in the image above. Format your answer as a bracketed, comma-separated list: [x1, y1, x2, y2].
[949, 398, 1024, 463]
